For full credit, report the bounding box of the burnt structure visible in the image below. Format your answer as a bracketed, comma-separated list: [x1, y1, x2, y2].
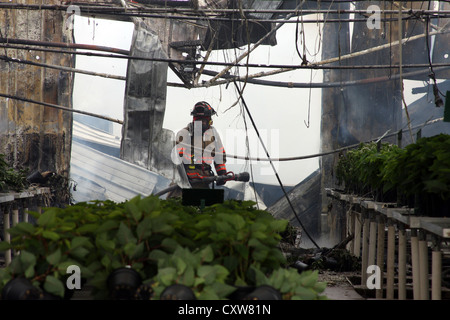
[0, 2, 74, 179]
[0, 1, 449, 245]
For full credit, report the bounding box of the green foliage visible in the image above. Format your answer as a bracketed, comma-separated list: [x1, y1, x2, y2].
[0, 154, 29, 192]
[336, 134, 450, 215]
[336, 142, 403, 201]
[0, 196, 327, 300]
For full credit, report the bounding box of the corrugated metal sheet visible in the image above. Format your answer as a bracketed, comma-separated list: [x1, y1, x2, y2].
[70, 121, 171, 203]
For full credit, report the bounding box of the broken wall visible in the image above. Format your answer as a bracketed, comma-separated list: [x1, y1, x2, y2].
[0, 3, 74, 181]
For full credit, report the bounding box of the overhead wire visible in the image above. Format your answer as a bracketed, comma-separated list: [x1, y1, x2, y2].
[233, 80, 321, 249]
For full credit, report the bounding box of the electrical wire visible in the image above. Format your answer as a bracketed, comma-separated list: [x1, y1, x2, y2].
[233, 80, 321, 249]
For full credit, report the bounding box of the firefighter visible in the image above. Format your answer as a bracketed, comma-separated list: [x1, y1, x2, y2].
[176, 101, 228, 190]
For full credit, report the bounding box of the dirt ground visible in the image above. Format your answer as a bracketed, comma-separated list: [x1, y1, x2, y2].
[318, 270, 366, 300]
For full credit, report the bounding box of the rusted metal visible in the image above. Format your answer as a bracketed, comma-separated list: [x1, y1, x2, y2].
[0, 1, 74, 196]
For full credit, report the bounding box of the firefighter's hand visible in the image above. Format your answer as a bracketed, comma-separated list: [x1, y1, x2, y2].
[216, 179, 226, 186]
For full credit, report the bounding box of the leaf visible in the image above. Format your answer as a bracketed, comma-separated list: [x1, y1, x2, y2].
[43, 275, 65, 298]
[96, 220, 119, 234]
[293, 285, 319, 300]
[313, 281, 327, 293]
[208, 282, 237, 299]
[71, 236, 91, 249]
[131, 242, 145, 259]
[157, 267, 177, 286]
[299, 270, 319, 288]
[117, 222, 136, 246]
[37, 209, 57, 227]
[24, 265, 35, 279]
[180, 265, 195, 287]
[46, 248, 62, 265]
[198, 246, 214, 263]
[270, 219, 288, 233]
[101, 254, 111, 268]
[42, 230, 60, 241]
[136, 216, 153, 240]
[125, 201, 142, 221]
[76, 223, 99, 234]
[10, 222, 35, 235]
[148, 249, 168, 262]
[0, 241, 12, 251]
[160, 238, 179, 252]
[19, 250, 36, 270]
[69, 247, 90, 260]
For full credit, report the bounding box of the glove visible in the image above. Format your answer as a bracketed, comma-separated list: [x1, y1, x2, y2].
[216, 170, 227, 186]
[216, 179, 226, 186]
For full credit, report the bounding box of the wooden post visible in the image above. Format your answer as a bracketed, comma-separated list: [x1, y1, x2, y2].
[418, 231, 429, 300]
[411, 229, 421, 300]
[376, 215, 385, 299]
[12, 202, 19, 227]
[398, 224, 407, 300]
[431, 239, 442, 300]
[386, 219, 396, 300]
[368, 212, 378, 268]
[3, 203, 11, 266]
[354, 211, 362, 257]
[23, 199, 29, 223]
[361, 208, 370, 285]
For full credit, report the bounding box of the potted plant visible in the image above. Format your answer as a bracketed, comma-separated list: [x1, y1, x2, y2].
[0, 195, 329, 300]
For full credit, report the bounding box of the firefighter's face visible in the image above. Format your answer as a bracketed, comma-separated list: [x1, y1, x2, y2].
[194, 116, 212, 131]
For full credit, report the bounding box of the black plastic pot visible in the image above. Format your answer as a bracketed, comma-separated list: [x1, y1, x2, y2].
[107, 267, 142, 300]
[243, 285, 282, 300]
[134, 283, 154, 300]
[1, 278, 43, 300]
[160, 284, 196, 300]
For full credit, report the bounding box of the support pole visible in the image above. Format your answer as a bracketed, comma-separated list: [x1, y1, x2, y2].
[23, 199, 29, 223]
[418, 231, 429, 300]
[386, 219, 396, 300]
[411, 229, 421, 300]
[361, 209, 370, 285]
[376, 215, 385, 299]
[431, 239, 442, 300]
[368, 212, 377, 268]
[3, 204, 11, 266]
[354, 211, 362, 257]
[348, 209, 355, 253]
[12, 202, 19, 227]
[398, 224, 407, 300]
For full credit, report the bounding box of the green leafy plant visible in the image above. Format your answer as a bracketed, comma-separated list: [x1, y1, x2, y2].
[0, 196, 328, 300]
[336, 134, 450, 216]
[0, 154, 29, 192]
[336, 142, 402, 201]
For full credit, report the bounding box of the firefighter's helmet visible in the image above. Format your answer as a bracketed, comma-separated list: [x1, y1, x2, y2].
[191, 101, 216, 117]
